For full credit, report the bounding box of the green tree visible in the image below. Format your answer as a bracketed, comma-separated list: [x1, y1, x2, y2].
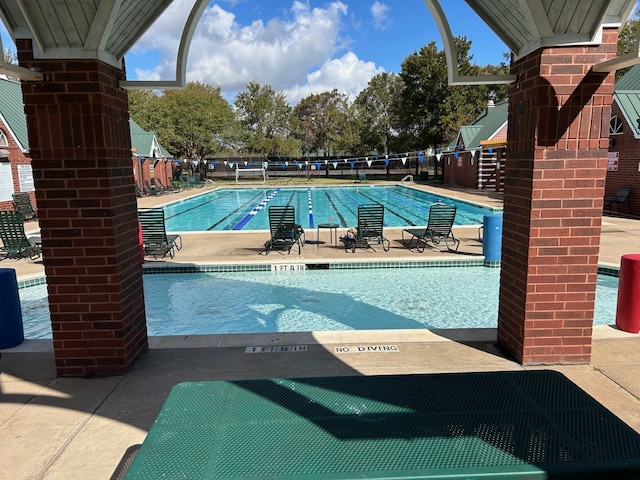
[397, 41, 449, 149]
[127, 89, 163, 131]
[233, 82, 298, 157]
[129, 82, 238, 161]
[354, 72, 403, 154]
[616, 8, 640, 80]
[2, 47, 16, 63]
[292, 89, 353, 157]
[397, 37, 509, 150]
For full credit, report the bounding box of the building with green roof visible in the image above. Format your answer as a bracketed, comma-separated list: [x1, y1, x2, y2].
[0, 75, 174, 207]
[606, 64, 640, 217]
[0, 75, 34, 210]
[442, 100, 509, 190]
[449, 100, 508, 152]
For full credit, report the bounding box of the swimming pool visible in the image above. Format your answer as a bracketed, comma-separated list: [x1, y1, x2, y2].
[18, 266, 619, 339]
[162, 185, 499, 231]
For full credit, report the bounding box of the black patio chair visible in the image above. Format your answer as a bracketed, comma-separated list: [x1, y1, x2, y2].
[604, 186, 632, 215]
[402, 203, 460, 252]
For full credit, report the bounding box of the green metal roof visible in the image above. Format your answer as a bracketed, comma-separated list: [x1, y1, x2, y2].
[129, 119, 172, 158]
[458, 125, 482, 149]
[0, 77, 29, 150]
[0, 85, 171, 156]
[449, 100, 508, 150]
[613, 64, 640, 138]
[615, 64, 640, 91]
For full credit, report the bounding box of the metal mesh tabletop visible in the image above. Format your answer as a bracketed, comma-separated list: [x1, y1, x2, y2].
[124, 371, 640, 479]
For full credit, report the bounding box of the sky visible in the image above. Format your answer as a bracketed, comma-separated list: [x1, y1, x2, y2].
[1, 1, 639, 105]
[125, 0, 511, 104]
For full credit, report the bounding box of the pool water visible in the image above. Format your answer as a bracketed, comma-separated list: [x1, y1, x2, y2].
[19, 267, 619, 339]
[163, 185, 499, 231]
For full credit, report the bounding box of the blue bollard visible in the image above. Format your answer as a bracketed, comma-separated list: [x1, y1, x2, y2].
[0, 268, 24, 348]
[483, 214, 503, 264]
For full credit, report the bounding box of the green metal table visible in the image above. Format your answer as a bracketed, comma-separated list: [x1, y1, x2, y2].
[124, 371, 640, 479]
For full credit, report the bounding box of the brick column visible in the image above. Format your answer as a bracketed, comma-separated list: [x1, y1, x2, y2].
[498, 29, 618, 364]
[17, 40, 148, 376]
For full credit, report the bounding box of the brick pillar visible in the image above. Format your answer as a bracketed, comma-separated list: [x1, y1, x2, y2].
[498, 29, 618, 364]
[17, 40, 148, 376]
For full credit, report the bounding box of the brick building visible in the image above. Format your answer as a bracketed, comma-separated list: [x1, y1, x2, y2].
[442, 100, 508, 191]
[606, 64, 640, 217]
[0, 76, 35, 211]
[0, 76, 173, 209]
[444, 66, 640, 218]
[129, 119, 174, 195]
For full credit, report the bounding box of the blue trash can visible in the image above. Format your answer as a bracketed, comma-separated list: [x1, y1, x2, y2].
[483, 214, 503, 264]
[0, 268, 24, 348]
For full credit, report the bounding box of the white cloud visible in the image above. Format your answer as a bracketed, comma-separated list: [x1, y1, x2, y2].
[128, 1, 382, 105]
[370, 1, 390, 30]
[284, 52, 384, 104]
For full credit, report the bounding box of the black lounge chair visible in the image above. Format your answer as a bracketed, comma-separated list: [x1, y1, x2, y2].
[0, 210, 42, 260]
[604, 186, 632, 215]
[12, 192, 37, 220]
[144, 180, 160, 196]
[138, 208, 182, 259]
[402, 203, 460, 252]
[262, 205, 304, 255]
[341, 204, 390, 253]
[156, 178, 177, 193]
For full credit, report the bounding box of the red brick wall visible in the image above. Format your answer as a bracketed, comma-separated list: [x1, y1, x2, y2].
[17, 39, 148, 376]
[0, 123, 36, 212]
[443, 151, 477, 188]
[498, 28, 618, 364]
[605, 102, 639, 216]
[132, 156, 142, 193]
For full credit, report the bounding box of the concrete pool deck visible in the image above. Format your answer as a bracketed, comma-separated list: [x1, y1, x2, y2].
[1, 182, 640, 479]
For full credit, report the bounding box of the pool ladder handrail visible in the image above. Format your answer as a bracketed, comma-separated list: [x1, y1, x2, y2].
[401, 175, 414, 183]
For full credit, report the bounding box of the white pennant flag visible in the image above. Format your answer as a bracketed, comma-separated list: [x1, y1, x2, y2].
[367, 160, 372, 168]
[224, 160, 228, 166]
[401, 157, 407, 165]
[332, 162, 338, 169]
[436, 153, 442, 161]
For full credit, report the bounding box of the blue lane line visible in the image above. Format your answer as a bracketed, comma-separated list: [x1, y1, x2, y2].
[382, 190, 432, 212]
[307, 187, 314, 228]
[232, 188, 280, 230]
[339, 188, 362, 205]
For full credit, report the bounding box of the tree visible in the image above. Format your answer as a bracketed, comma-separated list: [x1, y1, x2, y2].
[128, 82, 239, 161]
[2, 47, 16, 64]
[355, 72, 403, 154]
[127, 89, 163, 131]
[292, 89, 353, 157]
[233, 82, 298, 157]
[616, 8, 640, 80]
[397, 41, 450, 149]
[397, 37, 510, 150]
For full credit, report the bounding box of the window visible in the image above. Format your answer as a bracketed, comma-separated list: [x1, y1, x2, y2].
[0, 130, 8, 146]
[610, 116, 623, 135]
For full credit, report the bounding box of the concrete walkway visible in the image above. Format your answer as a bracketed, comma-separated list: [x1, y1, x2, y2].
[1, 182, 639, 479]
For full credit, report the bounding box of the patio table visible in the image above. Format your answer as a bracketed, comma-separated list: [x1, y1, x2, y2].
[123, 371, 640, 479]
